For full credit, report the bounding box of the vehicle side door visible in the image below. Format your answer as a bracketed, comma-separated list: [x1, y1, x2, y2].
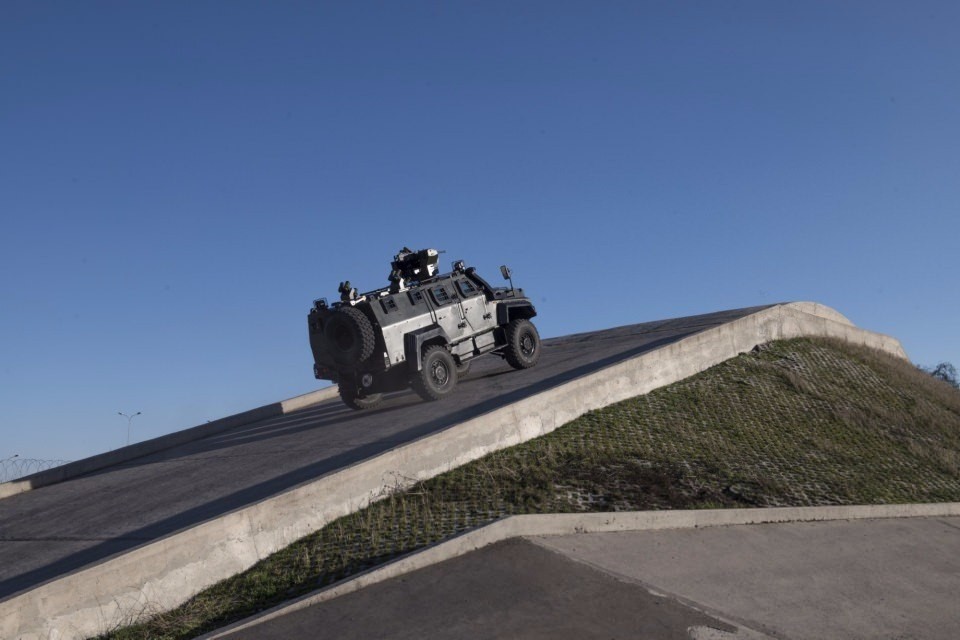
[427, 281, 463, 341]
[454, 277, 494, 335]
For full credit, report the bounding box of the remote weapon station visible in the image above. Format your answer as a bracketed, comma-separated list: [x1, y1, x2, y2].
[308, 248, 541, 409]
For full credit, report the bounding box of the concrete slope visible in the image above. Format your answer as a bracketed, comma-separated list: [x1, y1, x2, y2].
[0, 387, 340, 500]
[0, 303, 905, 639]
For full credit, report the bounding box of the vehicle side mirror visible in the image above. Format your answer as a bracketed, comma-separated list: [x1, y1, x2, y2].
[500, 265, 512, 280]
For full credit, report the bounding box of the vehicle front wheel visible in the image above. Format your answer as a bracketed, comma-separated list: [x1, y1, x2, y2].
[504, 319, 541, 369]
[413, 345, 458, 401]
[339, 385, 383, 410]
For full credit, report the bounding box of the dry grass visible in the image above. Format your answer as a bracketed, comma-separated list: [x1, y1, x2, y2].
[99, 337, 960, 639]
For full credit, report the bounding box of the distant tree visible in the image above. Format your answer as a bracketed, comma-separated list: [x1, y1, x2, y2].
[921, 362, 959, 389]
[932, 362, 959, 388]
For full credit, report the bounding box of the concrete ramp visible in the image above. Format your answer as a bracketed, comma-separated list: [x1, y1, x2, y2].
[0, 302, 906, 639]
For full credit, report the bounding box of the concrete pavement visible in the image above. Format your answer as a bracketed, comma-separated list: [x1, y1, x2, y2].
[215, 516, 960, 639]
[219, 538, 740, 640]
[536, 516, 960, 639]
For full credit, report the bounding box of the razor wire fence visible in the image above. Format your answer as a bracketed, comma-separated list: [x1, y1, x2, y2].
[1, 457, 71, 483]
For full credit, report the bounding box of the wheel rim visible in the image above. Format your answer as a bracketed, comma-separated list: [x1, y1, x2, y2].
[431, 360, 449, 386]
[520, 332, 535, 357]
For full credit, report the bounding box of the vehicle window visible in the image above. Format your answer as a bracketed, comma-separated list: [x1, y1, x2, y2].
[409, 290, 424, 304]
[431, 286, 452, 305]
[381, 297, 398, 313]
[456, 279, 478, 297]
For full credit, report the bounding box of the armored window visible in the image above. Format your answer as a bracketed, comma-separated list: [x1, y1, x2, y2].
[408, 290, 424, 304]
[381, 297, 398, 313]
[431, 286, 451, 305]
[456, 279, 478, 297]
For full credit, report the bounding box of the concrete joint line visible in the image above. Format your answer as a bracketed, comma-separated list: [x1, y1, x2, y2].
[199, 502, 960, 640]
[0, 303, 910, 640]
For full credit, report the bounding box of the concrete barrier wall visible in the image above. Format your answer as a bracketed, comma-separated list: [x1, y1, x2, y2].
[0, 387, 339, 500]
[0, 302, 909, 639]
[201, 501, 960, 639]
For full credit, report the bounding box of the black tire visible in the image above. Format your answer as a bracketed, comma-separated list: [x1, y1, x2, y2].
[412, 345, 458, 401]
[339, 385, 383, 410]
[456, 359, 471, 377]
[504, 319, 541, 369]
[324, 306, 376, 366]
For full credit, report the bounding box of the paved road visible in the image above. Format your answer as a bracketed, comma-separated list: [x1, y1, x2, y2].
[536, 517, 960, 639]
[221, 538, 735, 640]
[217, 517, 960, 640]
[0, 305, 768, 602]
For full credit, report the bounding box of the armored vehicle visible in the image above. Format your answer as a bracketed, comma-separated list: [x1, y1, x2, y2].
[308, 248, 541, 409]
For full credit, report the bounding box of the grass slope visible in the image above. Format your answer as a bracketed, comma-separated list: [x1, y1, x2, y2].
[102, 337, 960, 639]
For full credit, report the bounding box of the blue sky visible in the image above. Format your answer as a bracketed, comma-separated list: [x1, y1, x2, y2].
[2, 2, 958, 461]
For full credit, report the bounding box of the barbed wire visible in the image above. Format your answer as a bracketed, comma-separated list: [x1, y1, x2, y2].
[1, 457, 71, 483]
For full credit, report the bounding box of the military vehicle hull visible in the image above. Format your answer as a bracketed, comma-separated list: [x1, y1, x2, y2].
[308, 250, 539, 408]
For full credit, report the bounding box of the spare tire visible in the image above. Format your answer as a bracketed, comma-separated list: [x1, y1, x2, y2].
[324, 306, 376, 366]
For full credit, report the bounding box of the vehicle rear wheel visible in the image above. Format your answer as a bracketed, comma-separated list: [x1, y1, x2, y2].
[324, 306, 376, 366]
[339, 385, 383, 410]
[413, 345, 458, 401]
[504, 319, 541, 369]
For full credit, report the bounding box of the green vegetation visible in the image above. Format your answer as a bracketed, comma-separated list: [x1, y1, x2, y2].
[101, 337, 960, 639]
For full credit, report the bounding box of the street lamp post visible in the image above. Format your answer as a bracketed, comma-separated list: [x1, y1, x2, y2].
[118, 411, 142, 446]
